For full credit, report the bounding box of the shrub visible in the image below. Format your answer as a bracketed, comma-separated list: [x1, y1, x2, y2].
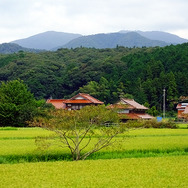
[125, 119, 177, 129]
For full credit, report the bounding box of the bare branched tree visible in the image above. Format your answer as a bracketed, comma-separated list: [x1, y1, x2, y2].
[30, 105, 126, 161]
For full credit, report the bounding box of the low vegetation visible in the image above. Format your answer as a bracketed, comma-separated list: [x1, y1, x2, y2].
[125, 119, 177, 129]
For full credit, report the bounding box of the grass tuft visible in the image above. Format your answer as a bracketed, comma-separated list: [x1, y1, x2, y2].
[0, 127, 18, 131]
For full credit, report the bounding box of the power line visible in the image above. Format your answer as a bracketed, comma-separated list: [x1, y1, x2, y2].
[163, 88, 166, 118]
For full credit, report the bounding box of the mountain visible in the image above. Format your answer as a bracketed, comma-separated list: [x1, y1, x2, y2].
[10, 30, 188, 51]
[119, 30, 188, 44]
[12, 31, 82, 50]
[0, 43, 41, 54]
[60, 32, 169, 49]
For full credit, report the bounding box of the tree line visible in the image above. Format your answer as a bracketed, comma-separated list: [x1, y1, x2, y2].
[0, 44, 188, 115]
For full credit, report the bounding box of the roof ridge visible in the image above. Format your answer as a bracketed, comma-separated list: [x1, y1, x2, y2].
[120, 98, 148, 110]
[69, 93, 103, 104]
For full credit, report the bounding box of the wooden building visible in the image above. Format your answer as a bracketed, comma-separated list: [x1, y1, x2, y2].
[47, 93, 104, 110]
[108, 98, 154, 121]
[176, 102, 188, 119]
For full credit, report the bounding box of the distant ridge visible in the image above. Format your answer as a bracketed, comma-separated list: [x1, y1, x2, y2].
[60, 32, 169, 49]
[0, 43, 41, 54]
[12, 31, 82, 50]
[9, 30, 188, 51]
[119, 30, 188, 44]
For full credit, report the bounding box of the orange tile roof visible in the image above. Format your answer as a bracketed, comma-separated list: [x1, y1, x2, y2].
[47, 93, 104, 108]
[176, 104, 183, 109]
[64, 99, 92, 104]
[118, 113, 140, 119]
[176, 103, 188, 109]
[118, 113, 153, 120]
[70, 93, 104, 104]
[46, 99, 66, 109]
[183, 106, 188, 114]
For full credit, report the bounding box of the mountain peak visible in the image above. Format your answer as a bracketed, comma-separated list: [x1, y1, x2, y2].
[9, 30, 188, 51]
[119, 30, 188, 44]
[11, 31, 82, 50]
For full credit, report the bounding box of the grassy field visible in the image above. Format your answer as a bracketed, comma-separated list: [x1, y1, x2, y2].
[0, 126, 188, 187]
[0, 127, 188, 161]
[1, 156, 188, 187]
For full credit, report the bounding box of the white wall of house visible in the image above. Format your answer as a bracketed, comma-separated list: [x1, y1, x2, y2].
[118, 109, 129, 114]
[75, 96, 85, 100]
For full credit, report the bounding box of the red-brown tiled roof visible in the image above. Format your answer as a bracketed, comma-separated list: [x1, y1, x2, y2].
[64, 99, 92, 104]
[70, 93, 104, 104]
[176, 104, 183, 109]
[183, 106, 188, 114]
[46, 99, 66, 109]
[118, 113, 153, 120]
[176, 103, 188, 109]
[118, 113, 140, 120]
[47, 93, 104, 107]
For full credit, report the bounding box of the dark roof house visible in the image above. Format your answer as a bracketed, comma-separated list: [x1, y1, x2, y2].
[108, 98, 154, 120]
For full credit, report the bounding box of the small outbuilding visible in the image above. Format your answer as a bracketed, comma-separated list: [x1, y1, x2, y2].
[176, 102, 188, 119]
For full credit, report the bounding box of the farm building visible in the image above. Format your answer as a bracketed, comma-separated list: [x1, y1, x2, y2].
[108, 98, 154, 121]
[176, 102, 188, 119]
[47, 93, 104, 110]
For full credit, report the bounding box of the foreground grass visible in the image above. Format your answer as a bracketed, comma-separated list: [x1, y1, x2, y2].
[177, 123, 188, 129]
[1, 156, 188, 188]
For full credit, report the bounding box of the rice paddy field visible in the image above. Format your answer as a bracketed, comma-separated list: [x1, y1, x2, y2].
[0, 125, 188, 187]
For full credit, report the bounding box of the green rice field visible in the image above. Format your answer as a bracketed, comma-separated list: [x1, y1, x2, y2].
[0, 126, 188, 187]
[1, 127, 188, 160]
[0, 156, 188, 188]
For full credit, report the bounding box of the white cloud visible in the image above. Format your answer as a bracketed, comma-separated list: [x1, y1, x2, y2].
[0, 0, 188, 43]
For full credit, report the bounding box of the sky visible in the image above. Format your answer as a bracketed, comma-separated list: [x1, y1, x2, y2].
[0, 0, 188, 43]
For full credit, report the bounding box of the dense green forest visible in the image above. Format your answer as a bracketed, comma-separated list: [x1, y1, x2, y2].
[0, 43, 187, 114]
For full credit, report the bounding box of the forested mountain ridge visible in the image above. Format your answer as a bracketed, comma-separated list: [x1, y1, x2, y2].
[8, 30, 188, 51]
[0, 43, 42, 54]
[119, 30, 188, 44]
[59, 32, 169, 49]
[0, 43, 187, 113]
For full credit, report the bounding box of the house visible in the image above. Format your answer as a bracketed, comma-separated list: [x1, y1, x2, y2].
[176, 102, 188, 119]
[108, 98, 154, 121]
[47, 93, 104, 110]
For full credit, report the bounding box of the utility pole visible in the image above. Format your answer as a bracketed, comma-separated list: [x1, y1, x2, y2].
[163, 88, 166, 118]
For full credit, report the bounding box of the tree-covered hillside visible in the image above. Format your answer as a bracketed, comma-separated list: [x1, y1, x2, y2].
[0, 44, 187, 113]
[0, 43, 42, 54]
[62, 32, 168, 49]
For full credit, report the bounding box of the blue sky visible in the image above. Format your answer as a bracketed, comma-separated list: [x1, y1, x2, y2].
[0, 0, 188, 43]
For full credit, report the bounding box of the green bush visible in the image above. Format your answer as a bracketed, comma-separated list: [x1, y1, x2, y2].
[0, 79, 38, 127]
[125, 119, 177, 129]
